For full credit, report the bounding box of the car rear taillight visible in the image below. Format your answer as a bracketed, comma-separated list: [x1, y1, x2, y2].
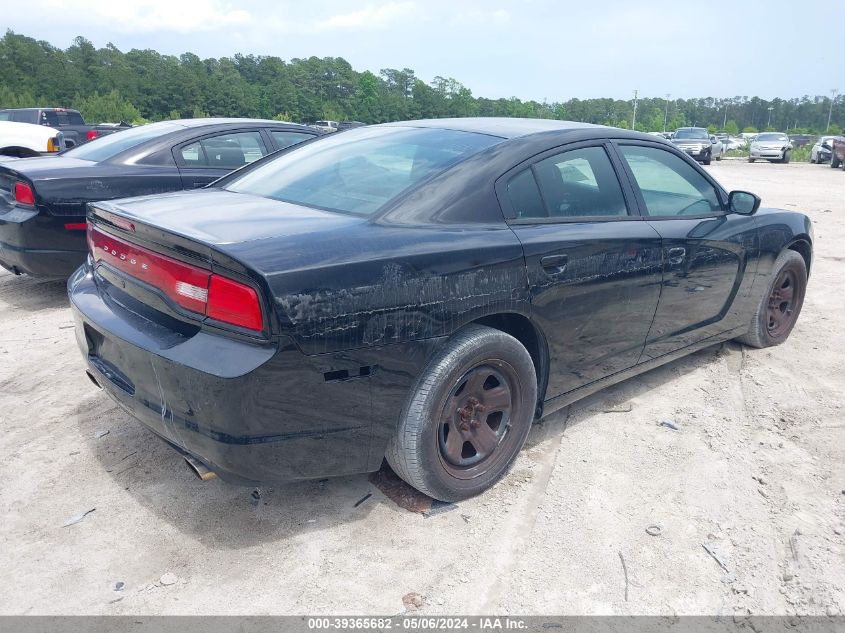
[87, 226, 264, 332]
[14, 182, 35, 206]
[207, 275, 264, 331]
[87, 130, 99, 141]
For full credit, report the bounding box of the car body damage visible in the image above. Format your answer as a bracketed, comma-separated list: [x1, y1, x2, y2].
[69, 119, 813, 498]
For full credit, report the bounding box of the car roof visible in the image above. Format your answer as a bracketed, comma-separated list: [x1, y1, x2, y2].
[0, 107, 78, 112]
[377, 117, 604, 139]
[170, 118, 312, 129]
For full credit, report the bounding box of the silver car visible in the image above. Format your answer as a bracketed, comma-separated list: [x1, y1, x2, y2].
[810, 136, 836, 164]
[749, 132, 793, 163]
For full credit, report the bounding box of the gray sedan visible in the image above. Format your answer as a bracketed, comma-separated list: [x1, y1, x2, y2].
[749, 133, 793, 163]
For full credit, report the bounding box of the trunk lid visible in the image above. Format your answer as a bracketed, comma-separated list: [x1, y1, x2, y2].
[89, 188, 365, 249]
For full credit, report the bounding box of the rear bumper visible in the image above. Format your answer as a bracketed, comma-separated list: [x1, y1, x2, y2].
[0, 206, 86, 276]
[68, 263, 436, 484]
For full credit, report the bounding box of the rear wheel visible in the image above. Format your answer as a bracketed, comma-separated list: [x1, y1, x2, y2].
[385, 325, 537, 501]
[832, 154, 841, 168]
[736, 250, 807, 348]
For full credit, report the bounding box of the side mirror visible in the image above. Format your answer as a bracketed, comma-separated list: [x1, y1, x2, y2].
[728, 190, 761, 216]
[710, 136, 717, 143]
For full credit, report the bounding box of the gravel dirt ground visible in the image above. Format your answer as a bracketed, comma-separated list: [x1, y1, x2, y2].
[0, 161, 843, 616]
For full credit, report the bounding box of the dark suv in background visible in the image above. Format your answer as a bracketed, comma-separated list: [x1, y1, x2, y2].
[0, 108, 130, 148]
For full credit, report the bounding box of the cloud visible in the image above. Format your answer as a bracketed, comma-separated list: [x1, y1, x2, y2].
[318, 2, 417, 31]
[38, 0, 251, 34]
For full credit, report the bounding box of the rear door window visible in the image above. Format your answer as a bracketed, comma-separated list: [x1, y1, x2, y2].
[505, 145, 629, 219]
[197, 131, 267, 169]
[41, 111, 59, 126]
[269, 130, 314, 150]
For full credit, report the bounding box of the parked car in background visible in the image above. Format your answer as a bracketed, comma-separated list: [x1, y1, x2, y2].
[0, 121, 65, 158]
[749, 133, 793, 163]
[313, 120, 339, 132]
[810, 136, 837, 164]
[723, 136, 747, 151]
[788, 134, 814, 148]
[831, 136, 845, 169]
[0, 119, 321, 276]
[69, 118, 812, 501]
[0, 108, 130, 148]
[671, 127, 722, 164]
[337, 121, 366, 131]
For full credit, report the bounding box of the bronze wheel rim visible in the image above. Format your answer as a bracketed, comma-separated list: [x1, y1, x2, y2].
[437, 364, 516, 480]
[767, 268, 798, 337]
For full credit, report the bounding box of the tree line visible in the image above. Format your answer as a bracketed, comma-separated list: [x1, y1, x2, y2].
[1, 31, 841, 135]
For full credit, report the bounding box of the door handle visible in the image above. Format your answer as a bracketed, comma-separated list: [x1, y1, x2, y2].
[667, 247, 686, 265]
[540, 254, 568, 273]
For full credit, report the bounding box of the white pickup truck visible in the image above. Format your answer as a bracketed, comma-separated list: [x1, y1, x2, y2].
[0, 121, 65, 158]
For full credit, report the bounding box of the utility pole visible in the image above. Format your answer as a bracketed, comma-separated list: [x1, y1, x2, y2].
[632, 89, 638, 130]
[828, 88, 839, 131]
[723, 104, 728, 131]
[767, 106, 774, 129]
[663, 93, 670, 132]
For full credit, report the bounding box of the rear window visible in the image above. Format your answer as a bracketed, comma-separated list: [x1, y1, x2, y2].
[62, 122, 183, 162]
[224, 126, 501, 216]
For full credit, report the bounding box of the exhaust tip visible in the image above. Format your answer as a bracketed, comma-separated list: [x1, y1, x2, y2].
[184, 455, 217, 482]
[86, 370, 101, 389]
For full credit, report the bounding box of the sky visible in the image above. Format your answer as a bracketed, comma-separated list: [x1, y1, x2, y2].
[4, 0, 842, 102]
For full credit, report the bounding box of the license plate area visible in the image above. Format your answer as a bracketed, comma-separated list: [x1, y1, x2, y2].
[84, 322, 135, 395]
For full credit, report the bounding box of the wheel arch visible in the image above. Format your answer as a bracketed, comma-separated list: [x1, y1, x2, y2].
[470, 312, 550, 417]
[786, 237, 812, 276]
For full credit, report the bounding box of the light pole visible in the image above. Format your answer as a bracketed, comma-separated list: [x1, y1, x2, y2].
[663, 93, 670, 132]
[767, 106, 774, 129]
[632, 89, 638, 130]
[828, 88, 839, 131]
[723, 103, 728, 131]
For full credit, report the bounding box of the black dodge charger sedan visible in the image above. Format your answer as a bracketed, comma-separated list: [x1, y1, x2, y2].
[0, 118, 320, 277]
[69, 118, 812, 501]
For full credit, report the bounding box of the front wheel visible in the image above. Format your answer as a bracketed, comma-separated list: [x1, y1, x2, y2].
[832, 154, 841, 168]
[736, 250, 807, 349]
[702, 152, 711, 165]
[782, 150, 791, 164]
[748, 157, 756, 163]
[385, 325, 538, 501]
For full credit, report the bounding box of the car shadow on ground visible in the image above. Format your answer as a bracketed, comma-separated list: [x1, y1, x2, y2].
[72, 340, 739, 550]
[0, 270, 69, 311]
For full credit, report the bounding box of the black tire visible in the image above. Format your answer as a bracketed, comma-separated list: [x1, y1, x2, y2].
[736, 250, 807, 349]
[748, 157, 756, 163]
[832, 154, 841, 168]
[385, 324, 538, 501]
[782, 150, 791, 164]
[702, 152, 711, 165]
[809, 154, 816, 164]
